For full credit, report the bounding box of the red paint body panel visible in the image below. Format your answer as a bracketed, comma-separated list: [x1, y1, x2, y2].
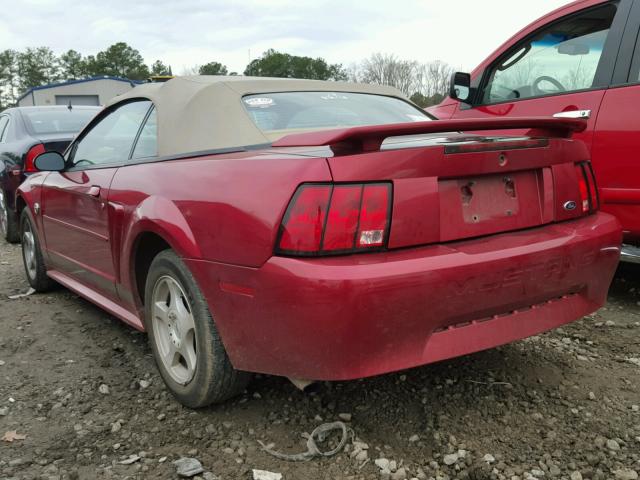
[185, 213, 620, 380]
[433, 0, 640, 242]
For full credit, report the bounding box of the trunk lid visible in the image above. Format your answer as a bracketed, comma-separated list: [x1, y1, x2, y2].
[273, 118, 591, 249]
[36, 134, 74, 154]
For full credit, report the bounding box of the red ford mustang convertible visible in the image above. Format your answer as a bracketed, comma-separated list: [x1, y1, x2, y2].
[17, 77, 621, 407]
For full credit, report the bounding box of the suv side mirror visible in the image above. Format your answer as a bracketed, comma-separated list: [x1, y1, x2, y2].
[450, 72, 471, 103]
[33, 151, 65, 172]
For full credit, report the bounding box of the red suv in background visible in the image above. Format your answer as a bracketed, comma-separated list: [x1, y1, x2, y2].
[429, 0, 640, 262]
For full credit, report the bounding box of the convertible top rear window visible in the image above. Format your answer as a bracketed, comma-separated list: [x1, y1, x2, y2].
[242, 91, 430, 134]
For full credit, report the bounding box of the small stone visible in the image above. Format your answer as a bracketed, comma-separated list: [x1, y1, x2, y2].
[0, 360, 5, 366]
[632, 405, 639, 412]
[570, 472, 583, 480]
[110, 422, 122, 433]
[375, 458, 391, 471]
[355, 450, 368, 462]
[391, 468, 407, 480]
[606, 439, 621, 451]
[119, 455, 140, 465]
[588, 392, 596, 401]
[139, 380, 150, 389]
[0, 407, 8, 416]
[158, 457, 167, 463]
[614, 469, 638, 480]
[252, 470, 282, 480]
[202, 473, 218, 480]
[173, 457, 205, 478]
[605, 320, 616, 327]
[443, 453, 459, 465]
[98, 384, 110, 395]
[157, 413, 166, 421]
[483, 454, 496, 464]
[409, 434, 420, 443]
[338, 413, 352, 422]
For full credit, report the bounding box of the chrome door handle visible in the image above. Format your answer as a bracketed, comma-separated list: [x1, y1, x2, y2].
[86, 185, 101, 197]
[553, 110, 591, 119]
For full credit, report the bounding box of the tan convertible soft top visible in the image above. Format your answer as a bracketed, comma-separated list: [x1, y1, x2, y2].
[105, 76, 409, 157]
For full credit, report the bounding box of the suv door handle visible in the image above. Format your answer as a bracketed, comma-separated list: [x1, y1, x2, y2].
[86, 185, 101, 197]
[553, 110, 591, 119]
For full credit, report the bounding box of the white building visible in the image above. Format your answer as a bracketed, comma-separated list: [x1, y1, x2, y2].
[17, 76, 142, 107]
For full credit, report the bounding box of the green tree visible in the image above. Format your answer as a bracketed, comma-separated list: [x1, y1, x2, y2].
[0, 49, 19, 108]
[150, 60, 172, 76]
[244, 49, 347, 81]
[92, 42, 149, 80]
[58, 49, 85, 80]
[17, 47, 60, 91]
[198, 61, 228, 75]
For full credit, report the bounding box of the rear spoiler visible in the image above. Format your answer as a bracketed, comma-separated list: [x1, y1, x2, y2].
[272, 117, 587, 152]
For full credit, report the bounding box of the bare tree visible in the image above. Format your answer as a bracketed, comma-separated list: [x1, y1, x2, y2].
[356, 54, 454, 106]
[360, 53, 418, 96]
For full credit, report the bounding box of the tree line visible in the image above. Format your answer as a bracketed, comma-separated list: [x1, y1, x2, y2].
[0, 42, 454, 109]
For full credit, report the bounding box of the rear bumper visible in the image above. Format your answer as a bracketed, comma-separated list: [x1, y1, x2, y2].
[186, 213, 621, 381]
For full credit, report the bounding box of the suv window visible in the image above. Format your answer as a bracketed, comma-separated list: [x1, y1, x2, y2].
[0, 115, 9, 142]
[131, 107, 157, 159]
[69, 101, 151, 169]
[481, 3, 617, 104]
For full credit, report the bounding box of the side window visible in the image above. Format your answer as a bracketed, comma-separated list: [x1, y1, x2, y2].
[69, 100, 151, 169]
[131, 107, 157, 159]
[481, 3, 618, 104]
[0, 116, 9, 142]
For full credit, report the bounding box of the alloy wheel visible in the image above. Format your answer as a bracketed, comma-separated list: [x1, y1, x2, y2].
[151, 275, 197, 385]
[22, 219, 37, 280]
[0, 192, 7, 237]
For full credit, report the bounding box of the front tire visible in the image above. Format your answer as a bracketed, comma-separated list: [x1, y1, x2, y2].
[20, 209, 54, 292]
[0, 190, 19, 243]
[144, 250, 250, 408]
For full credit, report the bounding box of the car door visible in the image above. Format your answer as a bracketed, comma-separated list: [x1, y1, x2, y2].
[591, 0, 640, 242]
[453, 0, 630, 151]
[41, 100, 152, 299]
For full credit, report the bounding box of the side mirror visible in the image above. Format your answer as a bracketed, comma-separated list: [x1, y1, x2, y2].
[33, 151, 65, 172]
[450, 72, 471, 103]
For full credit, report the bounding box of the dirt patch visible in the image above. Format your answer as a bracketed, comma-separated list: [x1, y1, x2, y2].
[1, 240, 639, 480]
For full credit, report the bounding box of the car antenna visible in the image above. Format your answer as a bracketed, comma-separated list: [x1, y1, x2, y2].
[67, 101, 72, 111]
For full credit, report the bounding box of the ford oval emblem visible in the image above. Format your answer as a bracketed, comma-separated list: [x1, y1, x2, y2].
[563, 200, 577, 211]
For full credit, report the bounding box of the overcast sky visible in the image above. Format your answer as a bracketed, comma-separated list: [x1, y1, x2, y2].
[2, 0, 570, 74]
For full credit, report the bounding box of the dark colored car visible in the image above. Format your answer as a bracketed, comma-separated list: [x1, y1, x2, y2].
[17, 77, 621, 408]
[0, 106, 100, 242]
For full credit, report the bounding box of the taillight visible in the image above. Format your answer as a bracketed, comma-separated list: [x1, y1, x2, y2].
[24, 144, 45, 173]
[276, 183, 392, 256]
[575, 161, 599, 213]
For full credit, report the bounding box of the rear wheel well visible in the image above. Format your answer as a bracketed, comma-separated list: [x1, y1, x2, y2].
[134, 233, 171, 305]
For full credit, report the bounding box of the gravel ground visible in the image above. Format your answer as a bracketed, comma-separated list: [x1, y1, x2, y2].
[0, 239, 639, 480]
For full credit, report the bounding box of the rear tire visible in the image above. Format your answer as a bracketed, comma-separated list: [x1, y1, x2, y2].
[20, 209, 54, 292]
[144, 250, 250, 408]
[0, 190, 19, 243]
